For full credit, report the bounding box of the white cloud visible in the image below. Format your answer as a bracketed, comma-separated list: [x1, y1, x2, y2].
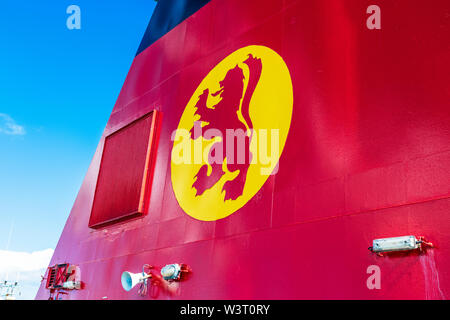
[0, 248, 53, 299]
[0, 248, 53, 273]
[0, 113, 26, 135]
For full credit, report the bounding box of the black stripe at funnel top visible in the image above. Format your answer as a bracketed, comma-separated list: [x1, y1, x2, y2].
[136, 0, 211, 56]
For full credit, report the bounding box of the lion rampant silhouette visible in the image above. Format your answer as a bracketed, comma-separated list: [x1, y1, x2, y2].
[190, 54, 262, 200]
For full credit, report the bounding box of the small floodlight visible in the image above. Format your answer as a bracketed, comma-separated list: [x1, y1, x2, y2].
[161, 264, 181, 281]
[369, 235, 433, 255]
[62, 280, 81, 290]
[160, 264, 190, 281]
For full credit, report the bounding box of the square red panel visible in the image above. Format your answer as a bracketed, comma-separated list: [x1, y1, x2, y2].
[89, 111, 159, 228]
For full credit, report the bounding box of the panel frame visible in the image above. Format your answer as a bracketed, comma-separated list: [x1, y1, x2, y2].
[88, 110, 160, 228]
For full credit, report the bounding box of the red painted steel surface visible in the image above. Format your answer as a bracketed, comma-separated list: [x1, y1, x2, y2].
[36, 0, 450, 299]
[89, 112, 158, 228]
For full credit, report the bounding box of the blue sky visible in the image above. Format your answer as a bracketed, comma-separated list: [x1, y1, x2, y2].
[0, 1, 156, 298]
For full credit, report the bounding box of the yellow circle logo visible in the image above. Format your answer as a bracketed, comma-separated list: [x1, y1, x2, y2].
[171, 45, 293, 221]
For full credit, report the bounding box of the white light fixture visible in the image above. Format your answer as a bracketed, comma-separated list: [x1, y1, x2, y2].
[160, 263, 190, 281]
[369, 235, 433, 255]
[62, 280, 81, 290]
[161, 264, 181, 281]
